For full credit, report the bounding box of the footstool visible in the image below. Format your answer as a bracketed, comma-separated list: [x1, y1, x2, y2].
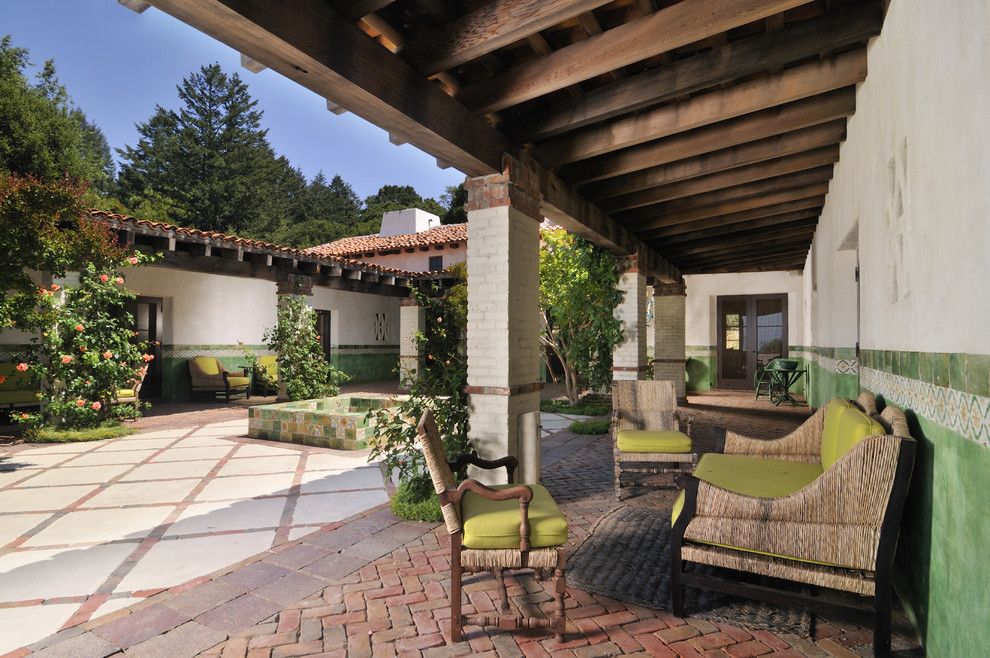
[614, 429, 697, 499]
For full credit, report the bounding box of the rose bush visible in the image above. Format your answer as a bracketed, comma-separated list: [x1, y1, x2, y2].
[264, 295, 347, 400]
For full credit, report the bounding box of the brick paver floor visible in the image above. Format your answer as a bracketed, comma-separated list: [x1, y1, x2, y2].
[11, 394, 923, 657]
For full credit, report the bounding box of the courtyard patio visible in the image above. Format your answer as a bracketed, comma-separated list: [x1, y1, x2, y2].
[3, 393, 922, 657]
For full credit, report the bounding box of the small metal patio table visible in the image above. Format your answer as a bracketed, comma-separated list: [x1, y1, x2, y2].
[768, 366, 806, 406]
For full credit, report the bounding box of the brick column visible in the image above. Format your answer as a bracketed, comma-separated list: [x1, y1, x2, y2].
[653, 281, 687, 400]
[613, 255, 650, 381]
[398, 296, 425, 388]
[464, 154, 542, 485]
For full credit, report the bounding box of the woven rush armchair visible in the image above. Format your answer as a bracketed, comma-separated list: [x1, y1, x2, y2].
[613, 380, 695, 500]
[188, 356, 250, 402]
[671, 396, 916, 657]
[416, 410, 568, 643]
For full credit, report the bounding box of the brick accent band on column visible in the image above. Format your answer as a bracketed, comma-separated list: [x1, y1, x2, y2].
[464, 153, 541, 219]
[464, 382, 544, 396]
[654, 281, 686, 296]
[652, 358, 686, 364]
[612, 365, 653, 372]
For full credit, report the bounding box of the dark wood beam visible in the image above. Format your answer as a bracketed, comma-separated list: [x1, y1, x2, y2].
[584, 121, 845, 200]
[652, 212, 819, 246]
[617, 166, 832, 219]
[456, 0, 815, 113]
[331, 0, 396, 21]
[662, 225, 817, 257]
[677, 244, 811, 268]
[560, 88, 855, 184]
[537, 49, 866, 167]
[539, 171, 680, 283]
[623, 183, 830, 229]
[600, 146, 839, 212]
[405, 0, 613, 76]
[504, 4, 881, 142]
[145, 0, 508, 177]
[684, 262, 806, 274]
[638, 197, 825, 238]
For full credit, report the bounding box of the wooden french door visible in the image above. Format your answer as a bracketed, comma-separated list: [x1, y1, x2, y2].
[127, 296, 164, 398]
[716, 294, 788, 389]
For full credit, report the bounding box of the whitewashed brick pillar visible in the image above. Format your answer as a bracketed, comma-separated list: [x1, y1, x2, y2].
[398, 295, 425, 388]
[613, 254, 649, 381]
[653, 281, 687, 400]
[464, 154, 542, 485]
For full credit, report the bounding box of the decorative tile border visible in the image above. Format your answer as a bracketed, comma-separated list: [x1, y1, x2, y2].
[686, 345, 716, 358]
[790, 346, 858, 375]
[0, 344, 32, 361]
[861, 367, 990, 448]
[163, 344, 272, 359]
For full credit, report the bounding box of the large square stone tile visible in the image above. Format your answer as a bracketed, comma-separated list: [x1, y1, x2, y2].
[231, 443, 300, 458]
[217, 455, 299, 476]
[25, 506, 173, 546]
[164, 498, 287, 537]
[298, 467, 384, 494]
[22, 464, 131, 487]
[0, 542, 134, 601]
[292, 489, 388, 526]
[6, 442, 106, 455]
[304, 452, 371, 470]
[3, 452, 78, 469]
[0, 603, 79, 654]
[196, 473, 294, 502]
[81, 479, 200, 508]
[0, 469, 41, 488]
[151, 445, 234, 462]
[67, 449, 158, 467]
[116, 530, 275, 592]
[122, 460, 216, 481]
[94, 437, 174, 452]
[0, 485, 96, 512]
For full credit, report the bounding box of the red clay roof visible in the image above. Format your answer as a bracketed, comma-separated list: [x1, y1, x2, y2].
[87, 210, 423, 279]
[306, 223, 467, 258]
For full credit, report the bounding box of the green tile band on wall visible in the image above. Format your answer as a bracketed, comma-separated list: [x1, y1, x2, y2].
[853, 350, 990, 658]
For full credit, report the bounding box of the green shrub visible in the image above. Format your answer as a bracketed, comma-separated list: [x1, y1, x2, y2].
[27, 424, 136, 443]
[568, 417, 612, 435]
[541, 398, 612, 417]
[390, 476, 442, 523]
[264, 294, 347, 400]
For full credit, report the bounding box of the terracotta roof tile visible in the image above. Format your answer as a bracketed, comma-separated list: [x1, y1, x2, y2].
[305, 223, 467, 258]
[86, 210, 423, 279]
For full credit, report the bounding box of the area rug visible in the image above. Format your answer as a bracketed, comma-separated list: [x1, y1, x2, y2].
[566, 505, 812, 635]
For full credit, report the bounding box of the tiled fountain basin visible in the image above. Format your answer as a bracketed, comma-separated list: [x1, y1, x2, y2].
[248, 395, 403, 450]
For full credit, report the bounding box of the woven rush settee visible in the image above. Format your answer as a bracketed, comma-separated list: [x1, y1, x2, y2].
[671, 393, 915, 657]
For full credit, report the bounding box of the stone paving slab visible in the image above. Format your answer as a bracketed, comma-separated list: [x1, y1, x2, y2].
[0, 416, 390, 654]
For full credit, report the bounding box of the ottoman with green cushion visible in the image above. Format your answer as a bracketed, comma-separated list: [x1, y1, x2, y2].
[617, 429, 692, 454]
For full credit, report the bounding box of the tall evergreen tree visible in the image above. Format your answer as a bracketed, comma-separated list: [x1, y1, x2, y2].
[117, 63, 286, 233]
[0, 36, 115, 195]
[439, 183, 467, 225]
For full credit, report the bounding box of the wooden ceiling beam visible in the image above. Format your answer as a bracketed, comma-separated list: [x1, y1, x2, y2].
[456, 0, 815, 113]
[684, 261, 806, 274]
[652, 212, 819, 246]
[537, 49, 866, 167]
[623, 182, 830, 229]
[504, 4, 880, 142]
[406, 0, 614, 76]
[584, 121, 845, 200]
[330, 0, 396, 21]
[638, 197, 825, 239]
[600, 146, 839, 212]
[560, 88, 856, 184]
[677, 244, 811, 268]
[661, 225, 818, 257]
[144, 0, 508, 177]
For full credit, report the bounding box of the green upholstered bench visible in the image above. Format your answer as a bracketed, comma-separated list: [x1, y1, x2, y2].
[671, 394, 916, 656]
[0, 363, 39, 409]
[188, 356, 250, 402]
[613, 380, 695, 500]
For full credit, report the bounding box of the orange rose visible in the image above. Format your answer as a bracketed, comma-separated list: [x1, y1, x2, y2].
[142, 354, 155, 362]
[76, 399, 85, 407]
[16, 363, 28, 372]
[91, 401, 102, 411]
[115, 277, 124, 286]
[50, 283, 60, 291]
[128, 256, 139, 265]
[99, 274, 109, 283]
[0, 375, 6, 384]
[79, 346, 87, 352]
[103, 351, 113, 359]
[61, 355, 73, 364]
[74, 324, 84, 332]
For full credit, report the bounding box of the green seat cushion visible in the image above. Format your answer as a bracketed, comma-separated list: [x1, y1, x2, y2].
[672, 453, 822, 524]
[194, 357, 221, 376]
[0, 390, 40, 405]
[616, 429, 692, 453]
[117, 388, 136, 399]
[462, 484, 568, 550]
[226, 376, 250, 388]
[820, 398, 885, 470]
[257, 355, 278, 379]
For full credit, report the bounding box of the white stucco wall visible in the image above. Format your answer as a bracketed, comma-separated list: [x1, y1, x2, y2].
[309, 287, 399, 347]
[123, 266, 278, 345]
[357, 244, 466, 273]
[683, 271, 806, 347]
[807, 0, 990, 354]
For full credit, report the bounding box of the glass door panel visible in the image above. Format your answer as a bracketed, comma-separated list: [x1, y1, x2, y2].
[719, 299, 749, 385]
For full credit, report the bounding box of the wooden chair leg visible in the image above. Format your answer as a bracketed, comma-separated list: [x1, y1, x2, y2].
[614, 456, 624, 500]
[554, 550, 567, 641]
[494, 568, 509, 612]
[671, 548, 685, 617]
[450, 534, 463, 643]
[873, 580, 892, 657]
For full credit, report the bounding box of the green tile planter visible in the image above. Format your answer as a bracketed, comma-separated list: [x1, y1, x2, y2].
[247, 395, 405, 450]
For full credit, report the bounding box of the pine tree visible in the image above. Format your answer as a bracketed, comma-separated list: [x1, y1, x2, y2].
[117, 63, 287, 233]
[0, 36, 115, 194]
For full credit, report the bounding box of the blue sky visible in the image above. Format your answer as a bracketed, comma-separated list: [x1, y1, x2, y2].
[0, 0, 465, 200]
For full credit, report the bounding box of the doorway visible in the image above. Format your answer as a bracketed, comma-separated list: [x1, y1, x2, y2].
[127, 296, 163, 399]
[716, 294, 788, 389]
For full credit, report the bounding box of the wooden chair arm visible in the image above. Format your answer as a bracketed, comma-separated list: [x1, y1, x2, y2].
[448, 454, 518, 482]
[676, 411, 693, 437]
[443, 479, 535, 551]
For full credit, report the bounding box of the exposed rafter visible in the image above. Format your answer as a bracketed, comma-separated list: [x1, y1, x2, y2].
[639, 197, 826, 239]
